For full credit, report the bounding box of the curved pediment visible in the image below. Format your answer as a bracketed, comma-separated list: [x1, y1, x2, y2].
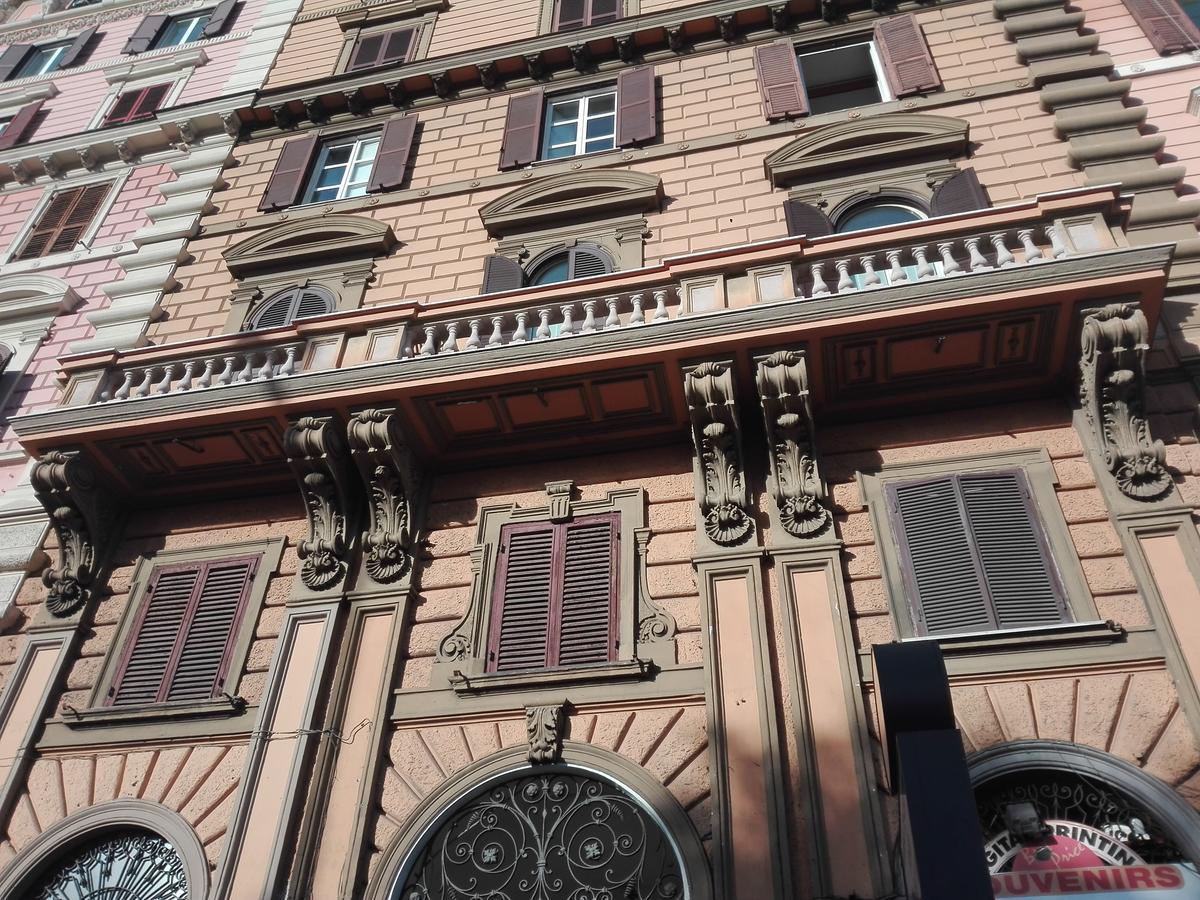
[0, 274, 80, 324]
[224, 214, 398, 277]
[763, 114, 971, 187]
[480, 170, 664, 236]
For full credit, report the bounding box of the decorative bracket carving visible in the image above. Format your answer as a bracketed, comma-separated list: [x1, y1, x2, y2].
[31, 450, 119, 617]
[438, 545, 486, 664]
[755, 351, 831, 538]
[347, 408, 421, 584]
[1079, 304, 1172, 501]
[684, 361, 753, 546]
[526, 703, 565, 764]
[283, 416, 358, 591]
[546, 480, 574, 522]
[634, 528, 677, 648]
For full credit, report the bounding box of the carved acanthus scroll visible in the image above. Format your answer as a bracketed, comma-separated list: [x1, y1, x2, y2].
[755, 351, 831, 538]
[634, 528, 676, 647]
[437, 546, 487, 664]
[283, 416, 357, 590]
[684, 361, 753, 546]
[31, 450, 119, 617]
[347, 408, 420, 584]
[1079, 304, 1172, 501]
[526, 703, 565, 764]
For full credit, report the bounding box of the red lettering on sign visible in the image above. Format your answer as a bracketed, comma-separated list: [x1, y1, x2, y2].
[1128, 868, 1154, 888]
[1156, 866, 1185, 889]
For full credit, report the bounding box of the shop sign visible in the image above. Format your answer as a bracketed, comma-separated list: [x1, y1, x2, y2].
[992, 865, 1200, 897]
[986, 820, 1146, 872]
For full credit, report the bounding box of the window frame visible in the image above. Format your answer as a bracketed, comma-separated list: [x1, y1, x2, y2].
[795, 38, 893, 115]
[540, 85, 619, 161]
[11, 181, 115, 262]
[14, 41, 71, 79]
[335, 7, 438, 75]
[244, 283, 336, 330]
[538, 0, 637, 33]
[835, 198, 928, 234]
[153, 10, 213, 49]
[527, 242, 616, 285]
[301, 131, 383, 205]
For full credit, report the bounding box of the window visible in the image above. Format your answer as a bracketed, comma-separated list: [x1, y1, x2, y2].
[798, 41, 890, 114]
[0, 29, 95, 81]
[66, 0, 101, 8]
[304, 133, 381, 203]
[123, 1, 239, 54]
[0, 100, 45, 150]
[345, 26, 415, 71]
[836, 200, 926, 233]
[14, 183, 111, 261]
[553, 0, 621, 30]
[103, 83, 171, 126]
[543, 88, 617, 160]
[25, 832, 189, 898]
[156, 11, 212, 48]
[487, 514, 618, 672]
[14, 42, 70, 78]
[884, 469, 1071, 636]
[245, 285, 335, 330]
[1122, 0, 1200, 53]
[528, 245, 614, 285]
[107, 556, 257, 706]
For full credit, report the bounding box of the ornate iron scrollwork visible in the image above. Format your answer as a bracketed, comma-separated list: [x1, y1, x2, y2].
[347, 408, 421, 584]
[1079, 304, 1173, 501]
[284, 415, 357, 591]
[31, 449, 118, 617]
[755, 351, 831, 538]
[398, 771, 685, 900]
[31, 830, 188, 899]
[684, 361, 753, 546]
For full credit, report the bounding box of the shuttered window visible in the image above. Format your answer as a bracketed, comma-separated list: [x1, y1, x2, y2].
[14, 183, 111, 260]
[553, 0, 621, 31]
[347, 27, 415, 71]
[487, 514, 618, 672]
[0, 99, 43, 150]
[885, 469, 1070, 636]
[1124, 0, 1200, 53]
[246, 285, 335, 330]
[529, 245, 613, 285]
[103, 83, 171, 126]
[109, 556, 258, 706]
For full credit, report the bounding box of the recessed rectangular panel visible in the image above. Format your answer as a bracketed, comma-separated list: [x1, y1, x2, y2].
[437, 398, 502, 436]
[156, 433, 255, 469]
[592, 375, 655, 416]
[502, 387, 589, 427]
[886, 327, 988, 378]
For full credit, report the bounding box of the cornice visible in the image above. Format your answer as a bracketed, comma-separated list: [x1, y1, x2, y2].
[0, 80, 59, 108]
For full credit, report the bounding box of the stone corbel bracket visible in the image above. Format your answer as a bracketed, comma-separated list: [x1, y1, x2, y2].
[437, 545, 487, 665]
[684, 361, 754, 547]
[346, 408, 422, 585]
[526, 702, 566, 764]
[634, 528, 677, 650]
[1079, 304, 1173, 501]
[755, 351, 832, 538]
[283, 415, 359, 591]
[31, 450, 120, 617]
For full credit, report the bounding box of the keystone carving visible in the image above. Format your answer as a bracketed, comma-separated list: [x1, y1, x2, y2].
[755, 351, 831, 538]
[347, 408, 421, 584]
[526, 703, 565, 764]
[1079, 304, 1173, 501]
[684, 361, 753, 546]
[634, 528, 677, 646]
[284, 416, 358, 590]
[31, 450, 119, 617]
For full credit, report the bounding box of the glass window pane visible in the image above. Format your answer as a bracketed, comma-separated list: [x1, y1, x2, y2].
[585, 137, 615, 153]
[588, 93, 616, 115]
[585, 115, 614, 140]
[837, 203, 924, 233]
[549, 122, 579, 146]
[550, 100, 580, 123]
[357, 139, 380, 162]
[310, 186, 338, 202]
[531, 256, 571, 285]
[324, 144, 353, 165]
[314, 166, 344, 190]
[545, 144, 574, 160]
[343, 182, 368, 198]
[348, 161, 374, 184]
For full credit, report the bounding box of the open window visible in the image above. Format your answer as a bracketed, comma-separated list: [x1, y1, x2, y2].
[0, 27, 95, 81]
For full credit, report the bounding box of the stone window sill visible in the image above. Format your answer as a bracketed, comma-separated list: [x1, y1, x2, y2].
[907, 619, 1124, 655]
[59, 696, 247, 729]
[450, 658, 653, 694]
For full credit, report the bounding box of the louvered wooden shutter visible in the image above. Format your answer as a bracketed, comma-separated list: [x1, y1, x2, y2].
[15, 183, 110, 260]
[1124, 0, 1200, 53]
[617, 67, 657, 146]
[480, 254, 525, 293]
[248, 286, 332, 330]
[930, 168, 990, 217]
[784, 199, 833, 237]
[123, 14, 168, 53]
[499, 89, 544, 170]
[111, 567, 201, 706]
[258, 134, 319, 211]
[874, 15, 941, 96]
[368, 113, 417, 193]
[295, 287, 332, 319]
[103, 83, 170, 126]
[556, 517, 617, 665]
[0, 45, 31, 82]
[202, 0, 240, 37]
[754, 39, 809, 120]
[568, 248, 611, 279]
[59, 27, 97, 69]
[555, 0, 588, 30]
[0, 99, 43, 150]
[490, 525, 556, 671]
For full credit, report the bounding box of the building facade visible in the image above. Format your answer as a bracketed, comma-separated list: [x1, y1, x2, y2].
[0, 0, 1199, 896]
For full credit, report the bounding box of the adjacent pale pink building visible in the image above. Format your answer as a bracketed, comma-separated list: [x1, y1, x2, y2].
[1, 0, 1200, 896]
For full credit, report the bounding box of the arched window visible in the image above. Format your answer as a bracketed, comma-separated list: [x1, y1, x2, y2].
[835, 199, 926, 233]
[245, 285, 335, 331]
[528, 245, 614, 286]
[28, 829, 189, 898]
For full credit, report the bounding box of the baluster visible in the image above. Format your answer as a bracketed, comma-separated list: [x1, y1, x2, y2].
[465, 319, 483, 350]
[581, 300, 598, 334]
[651, 290, 669, 322]
[238, 353, 256, 383]
[113, 370, 136, 400]
[604, 297, 620, 329]
[560, 304, 577, 334]
[487, 316, 504, 347]
[195, 359, 217, 389]
[810, 263, 830, 297]
[512, 311, 530, 343]
[860, 256, 881, 288]
[913, 246, 936, 280]
[629, 293, 645, 324]
[420, 326, 438, 356]
[216, 356, 238, 386]
[443, 322, 459, 353]
[965, 237, 990, 271]
[154, 364, 175, 395]
[536, 309, 552, 340]
[991, 233, 1016, 267]
[886, 250, 908, 284]
[277, 346, 298, 377]
[257, 350, 277, 379]
[1017, 229, 1044, 262]
[134, 367, 154, 398]
[937, 242, 963, 276]
[835, 260, 855, 293]
[1046, 224, 1069, 258]
[176, 360, 199, 391]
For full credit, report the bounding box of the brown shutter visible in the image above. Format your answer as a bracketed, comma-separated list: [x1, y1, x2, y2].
[47, 183, 110, 254]
[59, 26, 97, 69]
[930, 168, 990, 217]
[0, 45, 31, 82]
[0, 99, 43, 150]
[111, 567, 200, 705]
[783, 199, 833, 237]
[556, 516, 617, 666]
[616, 66, 657, 146]
[16, 183, 110, 260]
[489, 524, 556, 671]
[555, 0, 587, 30]
[164, 558, 255, 702]
[258, 134, 319, 212]
[874, 15, 941, 97]
[123, 14, 168, 54]
[104, 83, 170, 126]
[202, 0, 240, 37]
[1123, 0, 1200, 53]
[367, 113, 417, 193]
[498, 89, 544, 170]
[754, 39, 808, 120]
[480, 254, 525, 293]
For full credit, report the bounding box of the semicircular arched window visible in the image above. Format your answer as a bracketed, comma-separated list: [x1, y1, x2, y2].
[529, 245, 614, 286]
[395, 769, 687, 900]
[835, 199, 926, 233]
[29, 829, 189, 899]
[245, 285, 335, 331]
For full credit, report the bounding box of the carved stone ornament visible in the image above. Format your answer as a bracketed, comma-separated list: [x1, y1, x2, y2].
[526, 703, 565, 764]
[546, 480, 573, 522]
[1079, 304, 1173, 501]
[31, 450, 118, 617]
[437, 546, 485, 663]
[755, 351, 832, 538]
[346, 408, 420, 584]
[283, 416, 358, 590]
[684, 361, 754, 546]
[634, 528, 677, 645]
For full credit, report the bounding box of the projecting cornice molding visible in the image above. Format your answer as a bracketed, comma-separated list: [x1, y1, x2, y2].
[224, 215, 398, 277]
[479, 170, 663, 236]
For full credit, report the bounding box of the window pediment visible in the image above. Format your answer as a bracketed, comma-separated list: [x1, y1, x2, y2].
[224, 214, 397, 277]
[479, 170, 663, 237]
[764, 113, 971, 187]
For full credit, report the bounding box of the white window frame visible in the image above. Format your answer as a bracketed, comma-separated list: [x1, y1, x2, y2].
[541, 87, 618, 161]
[796, 39, 893, 113]
[0, 169, 131, 269]
[154, 11, 213, 49]
[302, 133, 381, 205]
[14, 42, 70, 79]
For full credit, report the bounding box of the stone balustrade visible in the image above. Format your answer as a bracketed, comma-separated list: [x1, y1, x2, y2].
[97, 344, 304, 402]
